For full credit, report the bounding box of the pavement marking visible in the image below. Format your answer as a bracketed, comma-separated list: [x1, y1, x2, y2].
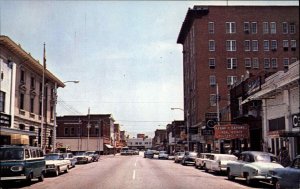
[132, 169, 136, 180]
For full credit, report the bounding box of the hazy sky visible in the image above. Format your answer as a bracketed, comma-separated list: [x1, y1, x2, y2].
[0, 0, 297, 137]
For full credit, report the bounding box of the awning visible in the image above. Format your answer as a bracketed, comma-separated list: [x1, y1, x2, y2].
[105, 144, 113, 149]
[0, 127, 36, 136]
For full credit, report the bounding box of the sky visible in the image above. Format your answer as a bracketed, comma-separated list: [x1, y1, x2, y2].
[0, 0, 297, 137]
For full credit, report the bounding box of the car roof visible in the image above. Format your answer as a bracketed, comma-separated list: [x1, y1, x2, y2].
[242, 151, 275, 157]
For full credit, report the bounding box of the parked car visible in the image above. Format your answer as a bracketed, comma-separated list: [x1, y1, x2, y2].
[120, 150, 128, 155]
[271, 155, 300, 189]
[181, 152, 198, 165]
[158, 151, 169, 159]
[63, 153, 77, 168]
[203, 154, 237, 174]
[74, 151, 92, 164]
[0, 145, 45, 185]
[44, 153, 70, 176]
[144, 150, 154, 158]
[227, 151, 284, 185]
[174, 152, 185, 163]
[86, 151, 100, 162]
[195, 153, 211, 169]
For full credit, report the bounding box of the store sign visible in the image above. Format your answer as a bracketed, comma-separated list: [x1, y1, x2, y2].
[201, 129, 214, 136]
[214, 124, 249, 140]
[292, 113, 300, 128]
[0, 113, 11, 127]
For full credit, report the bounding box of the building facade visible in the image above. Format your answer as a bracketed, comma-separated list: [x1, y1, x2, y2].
[0, 35, 64, 150]
[177, 6, 299, 152]
[166, 120, 185, 154]
[152, 129, 167, 151]
[127, 138, 152, 150]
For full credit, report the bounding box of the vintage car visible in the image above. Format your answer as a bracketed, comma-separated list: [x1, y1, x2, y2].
[0, 145, 45, 185]
[158, 151, 169, 159]
[181, 152, 198, 166]
[144, 150, 154, 158]
[195, 153, 211, 169]
[86, 151, 100, 162]
[63, 153, 77, 168]
[271, 155, 300, 189]
[74, 151, 93, 164]
[203, 154, 237, 173]
[227, 151, 284, 185]
[174, 152, 185, 163]
[44, 153, 71, 176]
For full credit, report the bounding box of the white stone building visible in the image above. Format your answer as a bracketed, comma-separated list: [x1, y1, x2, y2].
[127, 138, 152, 150]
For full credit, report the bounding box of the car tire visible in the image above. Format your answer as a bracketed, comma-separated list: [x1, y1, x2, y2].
[245, 173, 253, 186]
[274, 180, 281, 189]
[38, 172, 44, 182]
[64, 166, 69, 173]
[23, 173, 32, 186]
[54, 167, 59, 177]
[227, 169, 235, 181]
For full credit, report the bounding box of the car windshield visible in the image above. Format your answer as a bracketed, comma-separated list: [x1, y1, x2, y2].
[159, 151, 167, 154]
[75, 152, 86, 156]
[255, 154, 274, 162]
[0, 148, 24, 160]
[86, 152, 94, 155]
[45, 154, 60, 160]
[188, 152, 197, 157]
[218, 155, 237, 161]
[178, 152, 185, 156]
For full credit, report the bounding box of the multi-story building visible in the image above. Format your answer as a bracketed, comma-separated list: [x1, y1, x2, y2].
[56, 114, 115, 154]
[137, 133, 145, 139]
[152, 129, 167, 151]
[177, 6, 299, 152]
[0, 35, 64, 149]
[120, 130, 127, 147]
[127, 137, 152, 150]
[166, 120, 185, 154]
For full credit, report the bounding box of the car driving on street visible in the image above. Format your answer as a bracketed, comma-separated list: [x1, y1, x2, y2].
[44, 153, 70, 176]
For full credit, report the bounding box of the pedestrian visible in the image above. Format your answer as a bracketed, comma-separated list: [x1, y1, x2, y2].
[278, 146, 291, 167]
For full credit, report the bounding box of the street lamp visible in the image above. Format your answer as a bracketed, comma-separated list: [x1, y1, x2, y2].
[53, 80, 79, 152]
[171, 107, 189, 151]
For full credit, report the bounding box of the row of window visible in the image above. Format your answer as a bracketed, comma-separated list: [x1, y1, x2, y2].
[208, 39, 297, 51]
[0, 91, 5, 112]
[208, 57, 298, 69]
[208, 21, 296, 34]
[64, 127, 100, 136]
[128, 142, 152, 145]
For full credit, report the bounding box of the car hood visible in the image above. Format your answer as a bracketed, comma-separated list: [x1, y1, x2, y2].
[45, 160, 63, 165]
[246, 162, 284, 171]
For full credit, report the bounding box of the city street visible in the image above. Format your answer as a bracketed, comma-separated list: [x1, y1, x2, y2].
[2, 153, 273, 189]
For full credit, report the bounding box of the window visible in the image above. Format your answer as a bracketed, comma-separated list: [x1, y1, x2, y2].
[291, 40, 296, 50]
[20, 93, 25, 110]
[282, 22, 288, 34]
[264, 40, 269, 51]
[227, 76, 237, 86]
[209, 58, 216, 68]
[30, 97, 34, 113]
[290, 23, 296, 34]
[271, 40, 277, 50]
[252, 58, 259, 69]
[252, 40, 258, 51]
[0, 91, 5, 112]
[244, 22, 250, 33]
[264, 58, 270, 69]
[30, 76, 35, 90]
[227, 58, 237, 69]
[291, 58, 297, 63]
[50, 106, 53, 119]
[271, 58, 277, 68]
[210, 94, 216, 106]
[71, 128, 75, 135]
[20, 69, 25, 84]
[64, 128, 69, 135]
[39, 100, 42, 115]
[245, 58, 251, 68]
[270, 22, 276, 34]
[209, 40, 215, 51]
[283, 40, 289, 50]
[263, 22, 269, 34]
[39, 82, 43, 92]
[251, 22, 257, 34]
[226, 22, 236, 34]
[283, 58, 289, 68]
[226, 40, 236, 51]
[209, 75, 216, 86]
[244, 40, 250, 51]
[208, 22, 214, 34]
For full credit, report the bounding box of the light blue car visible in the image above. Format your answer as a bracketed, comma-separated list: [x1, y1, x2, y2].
[271, 155, 300, 189]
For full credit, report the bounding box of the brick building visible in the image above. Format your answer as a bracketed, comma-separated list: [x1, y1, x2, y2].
[152, 129, 167, 150]
[166, 120, 185, 154]
[177, 6, 299, 152]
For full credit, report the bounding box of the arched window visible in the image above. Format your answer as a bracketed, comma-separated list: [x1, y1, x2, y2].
[19, 124, 25, 130]
[29, 126, 35, 132]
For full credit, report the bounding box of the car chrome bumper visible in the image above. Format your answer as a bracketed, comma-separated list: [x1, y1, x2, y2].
[0, 176, 27, 181]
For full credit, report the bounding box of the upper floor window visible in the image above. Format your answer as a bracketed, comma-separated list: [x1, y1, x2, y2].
[227, 58, 237, 69]
[70, 128, 75, 135]
[252, 40, 258, 51]
[270, 22, 276, 34]
[227, 76, 237, 86]
[271, 40, 277, 50]
[20, 69, 25, 84]
[226, 40, 236, 51]
[209, 58, 216, 68]
[282, 22, 288, 34]
[251, 22, 257, 34]
[20, 93, 25, 110]
[264, 58, 270, 69]
[244, 22, 250, 33]
[30, 97, 34, 113]
[226, 22, 236, 34]
[0, 91, 5, 112]
[283, 58, 289, 68]
[244, 40, 250, 51]
[209, 75, 216, 86]
[245, 58, 251, 68]
[209, 40, 215, 51]
[291, 40, 297, 50]
[290, 23, 296, 34]
[64, 128, 69, 135]
[283, 40, 289, 50]
[252, 58, 259, 69]
[30, 76, 35, 90]
[208, 22, 214, 34]
[210, 94, 216, 106]
[264, 40, 269, 51]
[263, 22, 269, 34]
[271, 58, 278, 68]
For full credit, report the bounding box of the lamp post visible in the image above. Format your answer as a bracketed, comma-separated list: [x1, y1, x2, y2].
[171, 107, 189, 151]
[53, 80, 79, 152]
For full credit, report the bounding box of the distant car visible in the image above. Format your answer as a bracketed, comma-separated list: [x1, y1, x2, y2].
[203, 154, 237, 174]
[271, 155, 300, 189]
[227, 151, 284, 186]
[158, 151, 169, 159]
[195, 153, 211, 169]
[86, 151, 100, 162]
[74, 151, 92, 164]
[63, 153, 77, 168]
[120, 150, 128, 155]
[174, 152, 185, 163]
[44, 153, 70, 176]
[181, 152, 198, 165]
[144, 150, 154, 158]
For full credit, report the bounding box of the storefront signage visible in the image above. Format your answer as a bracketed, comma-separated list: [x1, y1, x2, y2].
[201, 129, 214, 136]
[292, 113, 300, 128]
[214, 124, 249, 140]
[0, 113, 11, 127]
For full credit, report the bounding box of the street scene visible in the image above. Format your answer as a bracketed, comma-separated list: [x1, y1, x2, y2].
[0, 0, 299, 189]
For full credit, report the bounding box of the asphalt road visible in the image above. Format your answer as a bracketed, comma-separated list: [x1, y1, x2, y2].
[2, 153, 273, 189]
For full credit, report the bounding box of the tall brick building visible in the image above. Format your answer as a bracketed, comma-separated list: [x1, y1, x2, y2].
[177, 6, 299, 152]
